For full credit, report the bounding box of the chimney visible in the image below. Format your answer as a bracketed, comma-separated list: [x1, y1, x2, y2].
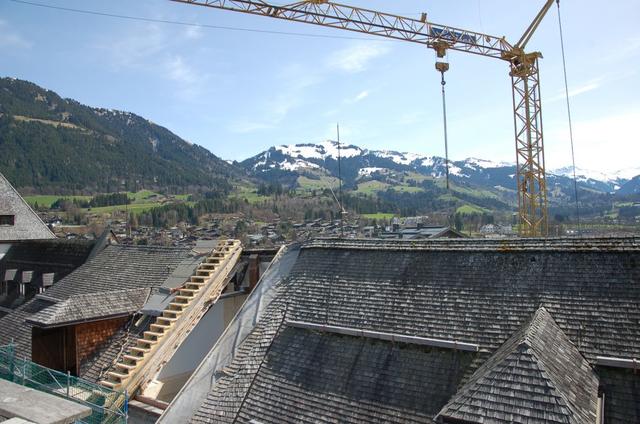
[248, 254, 260, 292]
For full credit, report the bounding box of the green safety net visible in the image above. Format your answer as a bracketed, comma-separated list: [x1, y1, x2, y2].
[0, 344, 128, 423]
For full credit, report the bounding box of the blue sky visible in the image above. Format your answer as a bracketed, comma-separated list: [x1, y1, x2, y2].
[1, 0, 639, 172]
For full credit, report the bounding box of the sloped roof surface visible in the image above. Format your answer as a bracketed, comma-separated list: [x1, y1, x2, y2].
[185, 238, 640, 424]
[0, 244, 191, 358]
[0, 173, 55, 241]
[437, 307, 599, 424]
[43, 244, 190, 300]
[0, 239, 95, 275]
[596, 366, 640, 423]
[223, 325, 475, 424]
[27, 288, 151, 327]
[286, 240, 640, 361]
[0, 239, 96, 309]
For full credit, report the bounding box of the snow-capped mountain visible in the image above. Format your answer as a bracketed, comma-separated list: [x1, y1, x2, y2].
[550, 166, 640, 192]
[240, 140, 639, 195]
[243, 140, 512, 179]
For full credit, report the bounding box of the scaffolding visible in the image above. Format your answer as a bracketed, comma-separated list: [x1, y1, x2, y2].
[0, 344, 128, 424]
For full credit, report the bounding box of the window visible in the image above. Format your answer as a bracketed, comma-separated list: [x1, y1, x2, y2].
[0, 215, 15, 226]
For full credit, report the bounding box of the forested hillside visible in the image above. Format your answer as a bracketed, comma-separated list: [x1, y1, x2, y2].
[0, 78, 241, 194]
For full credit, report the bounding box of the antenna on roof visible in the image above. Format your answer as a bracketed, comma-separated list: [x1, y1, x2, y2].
[337, 123, 344, 238]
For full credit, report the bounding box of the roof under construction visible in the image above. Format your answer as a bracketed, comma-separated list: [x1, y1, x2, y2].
[162, 237, 640, 424]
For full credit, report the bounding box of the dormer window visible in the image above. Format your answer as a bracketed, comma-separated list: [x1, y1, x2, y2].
[0, 215, 15, 226]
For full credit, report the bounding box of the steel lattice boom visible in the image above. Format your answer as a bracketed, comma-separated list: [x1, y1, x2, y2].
[172, 0, 554, 236]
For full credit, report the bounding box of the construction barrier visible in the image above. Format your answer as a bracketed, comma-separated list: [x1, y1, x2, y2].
[0, 344, 128, 423]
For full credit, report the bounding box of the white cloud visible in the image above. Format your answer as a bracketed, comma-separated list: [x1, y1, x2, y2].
[96, 24, 210, 100]
[100, 23, 165, 69]
[547, 77, 602, 103]
[184, 25, 203, 40]
[228, 62, 326, 134]
[228, 91, 301, 134]
[229, 42, 387, 134]
[165, 55, 197, 85]
[545, 109, 640, 171]
[229, 120, 274, 134]
[344, 90, 370, 104]
[0, 19, 31, 49]
[327, 41, 390, 73]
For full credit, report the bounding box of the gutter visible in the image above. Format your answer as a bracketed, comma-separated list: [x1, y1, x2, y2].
[596, 356, 639, 369]
[286, 320, 479, 352]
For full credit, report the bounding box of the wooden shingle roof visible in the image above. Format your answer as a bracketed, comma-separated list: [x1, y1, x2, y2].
[437, 307, 599, 424]
[0, 244, 191, 360]
[0, 173, 55, 241]
[26, 288, 151, 328]
[185, 238, 640, 424]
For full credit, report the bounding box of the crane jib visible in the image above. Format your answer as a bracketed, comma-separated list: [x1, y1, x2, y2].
[429, 27, 477, 45]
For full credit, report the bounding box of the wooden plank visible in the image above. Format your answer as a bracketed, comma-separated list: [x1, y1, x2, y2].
[117, 241, 243, 397]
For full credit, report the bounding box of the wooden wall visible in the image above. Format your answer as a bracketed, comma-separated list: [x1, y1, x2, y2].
[32, 316, 128, 376]
[75, 317, 128, 365]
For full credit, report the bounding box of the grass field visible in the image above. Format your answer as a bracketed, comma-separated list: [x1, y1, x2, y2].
[456, 204, 490, 215]
[355, 180, 390, 195]
[25, 190, 193, 216]
[361, 213, 395, 220]
[233, 185, 270, 204]
[297, 175, 339, 191]
[390, 185, 424, 193]
[24, 195, 91, 208]
[87, 202, 160, 215]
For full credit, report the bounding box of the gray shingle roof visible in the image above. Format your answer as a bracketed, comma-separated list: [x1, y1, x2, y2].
[596, 366, 640, 423]
[185, 238, 640, 424]
[437, 307, 599, 424]
[43, 244, 191, 300]
[0, 239, 96, 308]
[0, 244, 191, 359]
[285, 242, 640, 362]
[235, 326, 475, 424]
[0, 173, 55, 241]
[26, 288, 151, 328]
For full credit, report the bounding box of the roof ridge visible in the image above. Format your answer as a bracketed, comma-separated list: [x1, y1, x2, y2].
[111, 244, 192, 251]
[516, 342, 574, 421]
[437, 306, 599, 423]
[523, 309, 598, 423]
[0, 172, 56, 239]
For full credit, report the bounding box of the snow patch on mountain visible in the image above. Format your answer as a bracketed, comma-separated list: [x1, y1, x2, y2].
[373, 150, 426, 165]
[551, 166, 640, 184]
[358, 167, 386, 177]
[277, 140, 363, 160]
[465, 157, 514, 169]
[275, 158, 321, 171]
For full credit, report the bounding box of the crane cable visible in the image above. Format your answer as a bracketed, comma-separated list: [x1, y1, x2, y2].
[439, 70, 451, 190]
[556, 0, 581, 233]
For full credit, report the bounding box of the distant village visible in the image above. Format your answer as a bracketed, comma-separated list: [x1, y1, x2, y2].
[41, 212, 520, 247]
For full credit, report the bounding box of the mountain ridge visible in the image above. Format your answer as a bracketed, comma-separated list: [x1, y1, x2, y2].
[240, 140, 637, 195]
[0, 77, 242, 193]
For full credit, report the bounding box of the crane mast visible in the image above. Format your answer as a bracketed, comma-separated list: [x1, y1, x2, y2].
[173, 0, 555, 237]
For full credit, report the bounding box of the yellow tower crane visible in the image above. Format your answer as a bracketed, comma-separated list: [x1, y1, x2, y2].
[172, 0, 557, 237]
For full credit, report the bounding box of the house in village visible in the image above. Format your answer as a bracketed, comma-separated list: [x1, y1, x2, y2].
[0, 234, 277, 420]
[0, 238, 100, 314]
[0, 172, 99, 315]
[161, 237, 640, 424]
[0, 173, 55, 242]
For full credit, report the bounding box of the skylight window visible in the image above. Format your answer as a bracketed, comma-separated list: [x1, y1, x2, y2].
[0, 215, 15, 226]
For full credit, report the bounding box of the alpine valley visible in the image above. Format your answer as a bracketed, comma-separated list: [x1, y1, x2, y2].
[239, 140, 640, 218]
[2, 77, 639, 222]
